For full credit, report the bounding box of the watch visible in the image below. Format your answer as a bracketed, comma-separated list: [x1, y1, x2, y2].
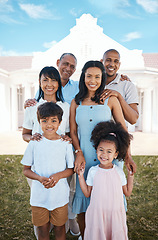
[75, 149, 82, 154]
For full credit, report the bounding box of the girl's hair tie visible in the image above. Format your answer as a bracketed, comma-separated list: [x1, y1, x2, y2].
[109, 133, 116, 137]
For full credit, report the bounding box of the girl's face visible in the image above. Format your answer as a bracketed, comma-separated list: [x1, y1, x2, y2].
[85, 67, 102, 93]
[39, 74, 59, 97]
[97, 140, 118, 169]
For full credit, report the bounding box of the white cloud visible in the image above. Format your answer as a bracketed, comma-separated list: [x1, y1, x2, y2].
[88, 0, 130, 11]
[136, 0, 158, 13]
[70, 8, 79, 17]
[122, 32, 142, 42]
[43, 41, 57, 49]
[19, 3, 55, 19]
[0, 14, 22, 24]
[0, 0, 8, 4]
[0, 0, 14, 12]
[88, 0, 140, 18]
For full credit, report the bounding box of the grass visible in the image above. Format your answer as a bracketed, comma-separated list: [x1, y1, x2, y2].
[0, 155, 158, 240]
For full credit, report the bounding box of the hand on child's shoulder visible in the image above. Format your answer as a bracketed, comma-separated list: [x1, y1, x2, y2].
[30, 133, 43, 142]
[60, 134, 72, 144]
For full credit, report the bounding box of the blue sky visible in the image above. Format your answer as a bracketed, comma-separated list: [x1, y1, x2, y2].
[0, 0, 158, 56]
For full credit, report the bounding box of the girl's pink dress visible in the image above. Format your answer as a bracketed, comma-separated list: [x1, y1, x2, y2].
[84, 166, 128, 240]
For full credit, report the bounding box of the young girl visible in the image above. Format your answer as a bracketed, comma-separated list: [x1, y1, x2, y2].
[78, 120, 134, 240]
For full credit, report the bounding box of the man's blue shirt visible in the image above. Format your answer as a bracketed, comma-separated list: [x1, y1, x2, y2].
[62, 79, 79, 104]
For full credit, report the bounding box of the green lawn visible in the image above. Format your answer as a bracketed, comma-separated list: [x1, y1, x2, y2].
[0, 155, 157, 240]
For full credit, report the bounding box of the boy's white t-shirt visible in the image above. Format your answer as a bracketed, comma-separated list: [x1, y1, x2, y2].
[23, 99, 70, 135]
[21, 137, 74, 211]
[86, 164, 127, 187]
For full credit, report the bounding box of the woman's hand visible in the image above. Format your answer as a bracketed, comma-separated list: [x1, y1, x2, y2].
[125, 152, 137, 174]
[61, 134, 72, 144]
[74, 152, 86, 174]
[30, 133, 43, 142]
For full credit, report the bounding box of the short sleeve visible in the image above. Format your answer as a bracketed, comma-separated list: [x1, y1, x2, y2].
[86, 166, 98, 186]
[65, 143, 74, 168]
[115, 165, 127, 186]
[21, 141, 34, 166]
[23, 107, 33, 130]
[124, 82, 139, 105]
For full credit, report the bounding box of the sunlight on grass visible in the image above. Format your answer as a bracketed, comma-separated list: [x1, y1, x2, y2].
[0, 155, 157, 240]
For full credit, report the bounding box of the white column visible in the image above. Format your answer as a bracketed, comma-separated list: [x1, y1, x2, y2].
[24, 84, 32, 101]
[142, 88, 152, 132]
[152, 87, 158, 133]
[0, 83, 10, 131]
[11, 85, 18, 131]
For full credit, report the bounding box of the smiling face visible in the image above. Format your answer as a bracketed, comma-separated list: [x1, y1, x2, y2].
[40, 116, 61, 139]
[39, 74, 59, 99]
[97, 140, 118, 169]
[84, 67, 102, 94]
[102, 50, 120, 80]
[57, 55, 76, 85]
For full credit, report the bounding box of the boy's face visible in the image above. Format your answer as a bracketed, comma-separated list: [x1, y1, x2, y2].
[102, 51, 120, 78]
[40, 116, 61, 136]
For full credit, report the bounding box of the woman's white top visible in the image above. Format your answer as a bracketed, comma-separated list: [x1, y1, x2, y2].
[23, 99, 70, 135]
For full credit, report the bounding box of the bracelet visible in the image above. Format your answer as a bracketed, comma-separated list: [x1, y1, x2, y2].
[75, 149, 82, 154]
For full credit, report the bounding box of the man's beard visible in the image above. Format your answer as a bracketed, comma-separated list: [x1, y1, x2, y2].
[106, 72, 116, 78]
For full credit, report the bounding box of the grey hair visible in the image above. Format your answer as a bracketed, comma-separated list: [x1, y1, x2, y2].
[59, 53, 77, 63]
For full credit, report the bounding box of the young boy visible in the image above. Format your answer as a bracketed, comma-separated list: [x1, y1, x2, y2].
[21, 102, 74, 240]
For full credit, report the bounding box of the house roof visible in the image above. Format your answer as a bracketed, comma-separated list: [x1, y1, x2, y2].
[142, 53, 158, 69]
[0, 53, 157, 72]
[0, 56, 33, 72]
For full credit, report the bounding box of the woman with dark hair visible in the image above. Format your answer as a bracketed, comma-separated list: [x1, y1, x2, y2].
[70, 60, 129, 238]
[22, 66, 69, 143]
[36, 66, 64, 102]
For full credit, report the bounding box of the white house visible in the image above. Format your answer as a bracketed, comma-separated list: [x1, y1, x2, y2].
[0, 14, 158, 133]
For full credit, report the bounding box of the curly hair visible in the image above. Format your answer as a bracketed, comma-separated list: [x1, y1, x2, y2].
[90, 121, 133, 160]
[75, 60, 106, 105]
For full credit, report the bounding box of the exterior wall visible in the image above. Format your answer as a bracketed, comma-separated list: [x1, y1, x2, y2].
[0, 14, 158, 133]
[0, 71, 11, 132]
[120, 70, 158, 133]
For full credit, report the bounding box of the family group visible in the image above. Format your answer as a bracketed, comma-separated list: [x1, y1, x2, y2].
[21, 49, 139, 240]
